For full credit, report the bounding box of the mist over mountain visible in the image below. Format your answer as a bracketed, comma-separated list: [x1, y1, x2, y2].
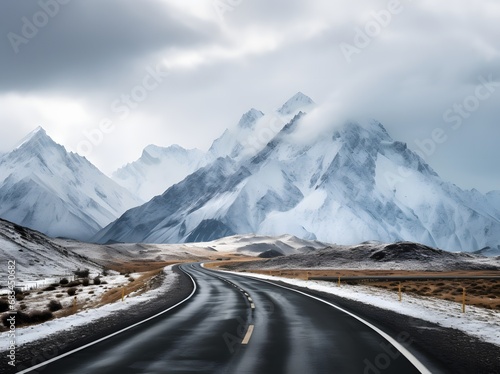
[2, 93, 499, 252]
[112, 92, 316, 201]
[112, 144, 207, 201]
[94, 94, 500, 253]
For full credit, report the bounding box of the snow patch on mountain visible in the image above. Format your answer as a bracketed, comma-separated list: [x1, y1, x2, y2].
[237, 108, 264, 129]
[277, 92, 315, 116]
[209, 93, 315, 161]
[0, 219, 102, 283]
[97, 108, 500, 252]
[113, 144, 207, 201]
[0, 127, 142, 241]
[227, 241, 500, 271]
[190, 233, 329, 256]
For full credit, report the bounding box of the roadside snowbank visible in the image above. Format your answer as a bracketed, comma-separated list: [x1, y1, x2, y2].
[224, 270, 500, 347]
[0, 266, 179, 349]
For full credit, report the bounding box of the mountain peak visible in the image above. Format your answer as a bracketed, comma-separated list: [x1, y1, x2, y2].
[143, 144, 187, 159]
[237, 108, 264, 129]
[14, 126, 56, 151]
[277, 92, 315, 115]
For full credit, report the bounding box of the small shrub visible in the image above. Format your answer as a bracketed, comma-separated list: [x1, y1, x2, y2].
[82, 278, 90, 286]
[15, 293, 25, 301]
[66, 281, 81, 288]
[50, 283, 60, 287]
[27, 310, 53, 324]
[74, 269, 90, 278]
[128, 277, 135, 282]
[37, 291, 43, 295]
[88, 291, 94, 295]
[100, 281, 108, 285]
[48, 300, 63, 312]
[93, 277, 101, 285]
[20, 303, 27, 310]
[0, 299, 9, 313]
[55, 294, 64, 298]
[2, 310, 53, 327]
[67, 288, 77, 296]
[44, 286, 56, 291]
[2, 312, 22, 327]
[60, 278, 69, 285]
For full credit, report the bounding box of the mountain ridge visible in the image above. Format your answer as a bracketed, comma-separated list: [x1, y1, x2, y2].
[95, 108, 500, 252]
[0, 127, 142, 241]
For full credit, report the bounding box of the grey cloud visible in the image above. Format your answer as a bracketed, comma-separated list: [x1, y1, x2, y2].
[0, 0, 498, 192]
[0, 0, 219, 93]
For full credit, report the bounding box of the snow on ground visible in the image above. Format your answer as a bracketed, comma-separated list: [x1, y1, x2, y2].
[223, 270, 500, 347]
[1, 271, 135, 317]
[189, 234, 329, 256]
[57, 240, 222, 265]
[0, 266, 180, 350]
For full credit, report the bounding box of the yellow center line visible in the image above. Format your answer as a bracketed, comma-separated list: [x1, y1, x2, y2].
[241, 324, 254, 345]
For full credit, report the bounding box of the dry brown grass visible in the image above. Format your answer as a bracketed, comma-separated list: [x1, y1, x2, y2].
[52, 263, 172, 319]
[203, 258, 262, 270]
[104, 260, 184, 274]
[229, 267, 500, 311]
[98, 268, 163, 306]
[0, 260, 183, 329]
[370, 279, 500, 310]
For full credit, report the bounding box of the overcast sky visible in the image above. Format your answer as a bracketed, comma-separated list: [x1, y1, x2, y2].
[0, 0, 499, 192]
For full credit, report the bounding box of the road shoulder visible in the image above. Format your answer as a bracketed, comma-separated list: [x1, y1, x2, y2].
[220, 271, 500, 374]
[1, 265, 194, 374]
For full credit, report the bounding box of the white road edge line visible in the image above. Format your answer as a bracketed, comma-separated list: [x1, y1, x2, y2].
[17, 265, 198, 374]
[241, 325, 254, 345]
[210, 267, 431, 374]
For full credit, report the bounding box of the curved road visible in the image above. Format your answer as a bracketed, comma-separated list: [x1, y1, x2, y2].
[22, 263, 429, 374]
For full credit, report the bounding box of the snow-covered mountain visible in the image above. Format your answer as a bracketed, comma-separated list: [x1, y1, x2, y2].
[228, 241, 500, 271]
[95, 107, 500, 252]
[189, 233, 329, 257]
[0, 218, 102, 282]
[277, 91, 315, 116]
[0, 127, 142, 241]
[112, 144, 207, 201]
[208, 92, 315, 161]
[113, 92, 316, 201]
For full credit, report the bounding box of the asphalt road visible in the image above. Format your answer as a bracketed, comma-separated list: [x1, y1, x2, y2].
[21, 263, 429, 374]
